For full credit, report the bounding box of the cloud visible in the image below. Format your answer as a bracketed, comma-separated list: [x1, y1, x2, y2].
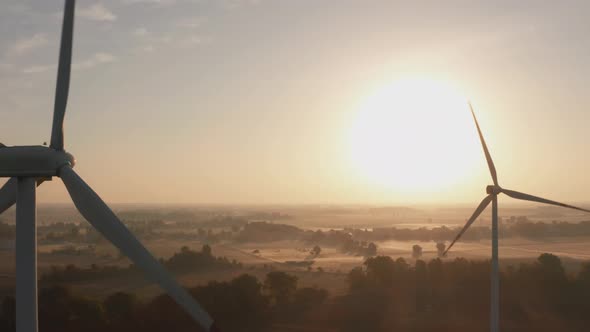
[122, 0, 177, 6]
[135, 33, 172, 52]
[133, 27, 149, 37]
[22, 64, 54, 74]
[224, 0, 261, 10]
[78, 3, 116, 21]
[175, 17, 206, 29]
[72, 53, 116, 70]
[21, 53, 115, 74]
[179, 36, 203, 48]
[151, 35, 173, 44]
[6, 33, 48, 56]
[0, 63, 14, 72]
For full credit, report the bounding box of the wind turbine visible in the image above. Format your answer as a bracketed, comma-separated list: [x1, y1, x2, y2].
[0, 1, 219, 331]
[443, 102, 590, 332]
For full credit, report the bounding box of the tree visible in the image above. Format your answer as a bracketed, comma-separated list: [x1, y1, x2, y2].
[189, 274, 270, 331]
[1, 296, 15, 332]
[229, 274, 269, 329]
[536, 253, 567, 288]
[141, 294, 197, 332]
[415, 260, 428, 312]
[38, 286, 73, 332]
[366, 242, 378, 256]
[412, 244, 423, 259]
[341, 236, 355, 253]
[337, 288, 391, 332]
[104, 292, 137, 324]
[428, 258, 443, 282]
[578, 262, 590, 308]
[348, 266, 367, 290]
[38, 285, 107, 332]
[310, 245, 321, 257]
[293, 287, 329, 312]
[70, 226, 80, 237]
[365, 256, 395, 288]
[68, 297, 106, 332]
[202, 244, 212, 257]
[264, 271, 298, 305]
[436, 242, 446, 257]
[537, 253, 565, 276]
[579, 262, 590, 284]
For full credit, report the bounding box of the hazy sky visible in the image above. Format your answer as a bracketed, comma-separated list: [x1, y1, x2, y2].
[1, 0, 589, 205]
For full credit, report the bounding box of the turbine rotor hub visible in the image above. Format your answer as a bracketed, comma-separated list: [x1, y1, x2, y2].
[486, 185, 502, 195]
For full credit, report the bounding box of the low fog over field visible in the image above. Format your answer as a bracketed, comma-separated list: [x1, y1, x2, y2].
[2, 203, 590, 279]
[2, 203, 590, 331]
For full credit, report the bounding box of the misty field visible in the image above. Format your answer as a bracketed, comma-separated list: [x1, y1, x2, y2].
[2, 235, 590, 301]
[2, 204, 590, 300]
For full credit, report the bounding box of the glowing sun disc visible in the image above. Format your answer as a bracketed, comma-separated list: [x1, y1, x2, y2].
[349, 77, 480, 193]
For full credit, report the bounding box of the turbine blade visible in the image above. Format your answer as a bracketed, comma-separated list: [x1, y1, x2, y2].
[59, 166, 215, 331]
[469, 102, 498, 186]
[50, 0, 75, 151]
[0, 178, 46, 215]
[0, 178, 17, 215]
[502, 188, 590, 213]
[444, 195, 493, 255]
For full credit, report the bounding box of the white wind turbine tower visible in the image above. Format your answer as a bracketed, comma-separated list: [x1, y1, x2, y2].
[0, 1, 220, 331]
[443, 103, 590, 332]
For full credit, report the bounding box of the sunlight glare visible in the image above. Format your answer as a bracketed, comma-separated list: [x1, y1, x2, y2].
[349, 77, 481, 194]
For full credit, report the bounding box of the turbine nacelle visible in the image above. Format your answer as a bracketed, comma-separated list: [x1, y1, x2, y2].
[486, 185, 502, 195]
[0, 146, 75, 178]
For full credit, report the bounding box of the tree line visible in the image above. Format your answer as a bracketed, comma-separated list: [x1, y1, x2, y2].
[0, 270, 327, 332]
[41, 245, 239, 284]
[3, 252, 590, 331]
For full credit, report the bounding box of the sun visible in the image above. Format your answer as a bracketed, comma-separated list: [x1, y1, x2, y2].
[348, 77, 481, 194]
